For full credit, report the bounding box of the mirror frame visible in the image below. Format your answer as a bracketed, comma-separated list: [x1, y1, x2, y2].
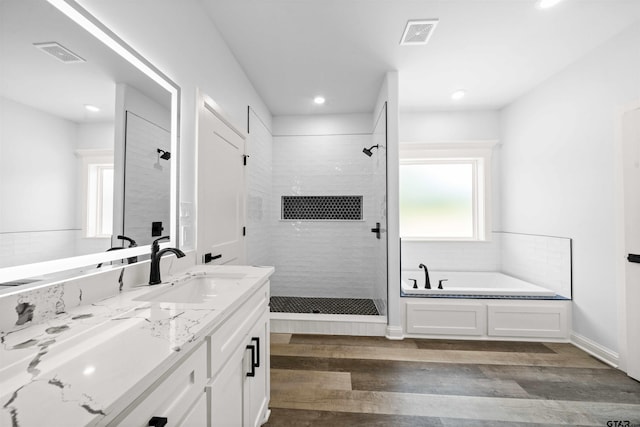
[0, 0, 180, 285]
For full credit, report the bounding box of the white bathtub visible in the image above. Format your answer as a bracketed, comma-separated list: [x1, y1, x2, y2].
[401, 271, 556, 297]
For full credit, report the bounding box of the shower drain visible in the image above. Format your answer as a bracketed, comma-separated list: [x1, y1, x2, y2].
[270, 296, 379, 315]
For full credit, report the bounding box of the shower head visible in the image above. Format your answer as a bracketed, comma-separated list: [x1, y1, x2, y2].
[363, 145, 379, 157]
[157, 149, 171, 160]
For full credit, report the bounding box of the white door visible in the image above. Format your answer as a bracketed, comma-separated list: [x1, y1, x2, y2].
[622, 106, 640, 381]
[197, 98, 246, 265]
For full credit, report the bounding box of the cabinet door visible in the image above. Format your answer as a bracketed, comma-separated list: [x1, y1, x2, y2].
[210, 341, 249, 427]
[244, 312, 269, 427]
[179, 393, 207, 427]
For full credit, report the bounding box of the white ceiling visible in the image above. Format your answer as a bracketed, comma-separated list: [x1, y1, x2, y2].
[202, 0, 640, 115]
[0, 0, 168, 124]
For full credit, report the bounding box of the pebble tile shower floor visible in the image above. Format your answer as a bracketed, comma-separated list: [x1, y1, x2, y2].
[270, 297, 379, 315]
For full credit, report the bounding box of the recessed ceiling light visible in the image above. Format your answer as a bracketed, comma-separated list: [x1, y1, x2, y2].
[313, 96, 325, 105]
[451, 90, 466, 101]
[84, 104, 100, 112]
[537, 0, 565, 9]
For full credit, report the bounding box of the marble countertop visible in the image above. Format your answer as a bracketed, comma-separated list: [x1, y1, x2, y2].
[0, 265, 274, 426]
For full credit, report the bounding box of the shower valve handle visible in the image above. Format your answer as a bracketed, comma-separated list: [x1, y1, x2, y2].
[370, 222, 382, 239]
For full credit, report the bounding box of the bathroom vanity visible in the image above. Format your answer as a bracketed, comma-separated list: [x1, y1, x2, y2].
[0, 265, 273, 426]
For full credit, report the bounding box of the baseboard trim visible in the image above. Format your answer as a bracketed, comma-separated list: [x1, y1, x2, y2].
[570, 332, 619, 368]
[386, 325, 404, 340]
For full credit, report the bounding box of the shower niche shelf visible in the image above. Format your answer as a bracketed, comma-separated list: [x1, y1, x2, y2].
[281, 195, 362, 221]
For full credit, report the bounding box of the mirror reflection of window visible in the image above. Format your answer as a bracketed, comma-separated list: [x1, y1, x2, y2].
[87, 163, 114, 238]
[76, 150, 114, 239]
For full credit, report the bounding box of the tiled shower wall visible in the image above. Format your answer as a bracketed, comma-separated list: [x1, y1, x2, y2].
[500, 232, 571, 298]
[123, 111, 171, 245]
[270, 129, 383, 303]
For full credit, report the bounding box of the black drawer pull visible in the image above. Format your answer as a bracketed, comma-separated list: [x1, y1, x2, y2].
[251, 337, 260, 368]
[149, 416, 168, 427]
[246, 345, 256, 377]
[628, 254, 640, 263]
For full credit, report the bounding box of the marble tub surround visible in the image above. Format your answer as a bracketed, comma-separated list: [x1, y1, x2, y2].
[0, 264, 274, 426]
[0, 251, 196, 332]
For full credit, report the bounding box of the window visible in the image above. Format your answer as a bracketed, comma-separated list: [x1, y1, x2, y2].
[399, 142, 496, 241]
[76, 150, 114, 238]
[86, 163, 114, 237]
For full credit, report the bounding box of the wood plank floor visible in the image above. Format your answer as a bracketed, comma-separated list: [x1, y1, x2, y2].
[265, 334, 640, 426]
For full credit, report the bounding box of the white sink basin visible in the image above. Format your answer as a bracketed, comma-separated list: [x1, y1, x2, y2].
[134, 274, 246, 304]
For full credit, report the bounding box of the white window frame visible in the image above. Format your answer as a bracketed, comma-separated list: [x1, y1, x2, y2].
[399, 141, 497, 242]
[76, 149, 114, 238]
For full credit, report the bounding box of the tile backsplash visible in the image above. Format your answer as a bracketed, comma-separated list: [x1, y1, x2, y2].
[500, 232, 571, 298]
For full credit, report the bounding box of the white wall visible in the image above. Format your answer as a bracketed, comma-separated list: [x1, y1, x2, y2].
[76, 122, 113, 151]
[500, 23, 640, 353]
[400, 111, 500, 142]
[0, 97, 80, 266]
[79, 0, 273, 251]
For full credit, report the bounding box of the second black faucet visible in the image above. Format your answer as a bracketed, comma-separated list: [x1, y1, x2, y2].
[418, 263, 431, 289]
[149, 236, 185, 285]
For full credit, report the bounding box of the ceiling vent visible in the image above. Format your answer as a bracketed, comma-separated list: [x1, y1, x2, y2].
[400, 19, 439, 46]
[33, 42, 85, 63]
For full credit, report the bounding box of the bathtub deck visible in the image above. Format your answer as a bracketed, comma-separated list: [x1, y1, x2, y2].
[266, 334, 640, 426]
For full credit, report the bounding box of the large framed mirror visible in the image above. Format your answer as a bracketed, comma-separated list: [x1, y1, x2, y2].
[0, 0, 180, 286]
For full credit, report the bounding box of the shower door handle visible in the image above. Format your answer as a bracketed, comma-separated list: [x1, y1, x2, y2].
[628, 253, 640, 263]
[371, 222, 381, 239]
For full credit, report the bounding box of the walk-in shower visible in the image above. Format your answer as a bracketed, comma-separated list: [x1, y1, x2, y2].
[266, 105, 389, 317]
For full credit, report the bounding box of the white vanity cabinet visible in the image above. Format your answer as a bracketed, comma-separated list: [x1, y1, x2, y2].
[109, 341, 209, 426]
[208, 282, 270, 427]
[110, 279, 271, 427]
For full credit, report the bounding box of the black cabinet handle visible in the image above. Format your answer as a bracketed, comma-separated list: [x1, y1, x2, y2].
[246, 344, 256, 377]
[628, 254, 640, 263]
[149, 416, 168, 427]
[251, 337, 260, 368]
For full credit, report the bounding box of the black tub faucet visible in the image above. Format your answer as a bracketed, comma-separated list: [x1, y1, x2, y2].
[149, 236, 185, 285]
[419, 263, 431, 289]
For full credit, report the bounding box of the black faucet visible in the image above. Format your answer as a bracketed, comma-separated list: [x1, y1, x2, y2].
[97, 235, 138, 268]
[149, 236, 185, 285]
[419, 263, 431, 289]
[117, 235, 138, 264]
